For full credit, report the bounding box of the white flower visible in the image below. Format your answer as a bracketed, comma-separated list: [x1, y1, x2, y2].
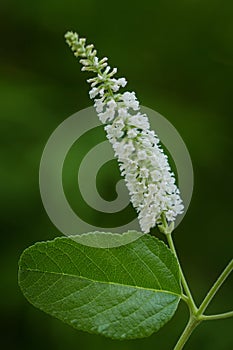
[99, 88, 105, 97]
[127, 128, 138, 138]
[93, 56, 99, 67]
[140, 167, 149, 178]
[111, 83, 120, 92]
[121, 92, 139, 110]
[94, 98, 105, 113]
[105, 120, 124, 139]
[117, 77, 127, 87]
[98, 108, 115, 123]
[137, 150, 148, 160]
[118, 108, 129, 118]
[65, 31, 184, 233]
[109, 77, 127, 92]
[122, 91, 135, 101]
[128, 113, 150, 130]
[107, 99, 117, 110]
[89, 87, 99, 99]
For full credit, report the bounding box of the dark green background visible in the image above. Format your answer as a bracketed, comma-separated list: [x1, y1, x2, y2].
[1, 0, 233, 349]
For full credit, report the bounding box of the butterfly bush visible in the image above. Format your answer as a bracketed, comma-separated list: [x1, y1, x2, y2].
[65, 31, 184, 233]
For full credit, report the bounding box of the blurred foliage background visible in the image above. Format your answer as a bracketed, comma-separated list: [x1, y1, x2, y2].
[1, 0, 233, 349]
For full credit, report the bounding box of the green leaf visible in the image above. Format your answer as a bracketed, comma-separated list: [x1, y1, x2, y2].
[18, 232, 181, 339]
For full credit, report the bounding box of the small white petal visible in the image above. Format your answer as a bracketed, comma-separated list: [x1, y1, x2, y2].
[89, 87, 99, 99]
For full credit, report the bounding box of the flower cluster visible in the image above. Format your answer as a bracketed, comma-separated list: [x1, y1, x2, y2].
[65, 31, 184, 233]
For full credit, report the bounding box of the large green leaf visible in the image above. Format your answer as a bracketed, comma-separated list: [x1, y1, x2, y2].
[18, 232, 181, 339]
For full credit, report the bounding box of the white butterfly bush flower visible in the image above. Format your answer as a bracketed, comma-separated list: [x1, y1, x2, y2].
[65, 31, 184, 233]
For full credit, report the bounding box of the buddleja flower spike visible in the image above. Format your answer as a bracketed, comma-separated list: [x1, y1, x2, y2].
[65, 31, 184, 234]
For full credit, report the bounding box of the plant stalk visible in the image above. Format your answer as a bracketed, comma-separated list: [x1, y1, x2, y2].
[174, 316, 200, 350]
[166, 233, 197, 313]
[200, 311, 233, 321]
[197, 259, 233, 316]
[162, 221, 233, 349]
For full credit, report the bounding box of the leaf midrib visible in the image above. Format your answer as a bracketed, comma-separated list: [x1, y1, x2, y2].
[20, 267, 181, 297]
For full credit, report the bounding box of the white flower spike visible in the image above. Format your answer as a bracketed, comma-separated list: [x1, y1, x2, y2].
[65, 31, 184, 233]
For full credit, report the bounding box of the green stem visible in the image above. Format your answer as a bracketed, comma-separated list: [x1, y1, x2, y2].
[197, 259, 233, 316]
[200, 311, 233, 321]
[161, 219, 233, 349]
[166, 233, 197, 313]
[174, 316, 200, 350]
